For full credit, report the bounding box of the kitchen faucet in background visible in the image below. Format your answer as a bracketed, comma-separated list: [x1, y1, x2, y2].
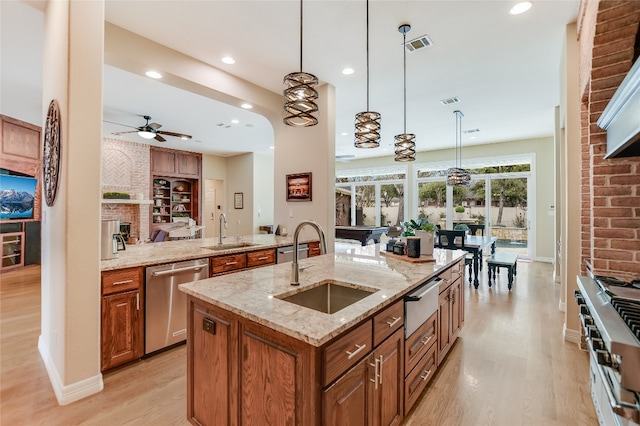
[291, 220, 327, 286]
[218, 213, 227, 244]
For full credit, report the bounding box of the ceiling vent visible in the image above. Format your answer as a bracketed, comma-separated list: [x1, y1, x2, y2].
[440, 96, 460, 105]
[463, 128, 480, 134]
[404, 34, 433, 52]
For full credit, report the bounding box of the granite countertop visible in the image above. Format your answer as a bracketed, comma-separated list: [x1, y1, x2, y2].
[100, 234, 314, 271]
[179, 245, 466, 347]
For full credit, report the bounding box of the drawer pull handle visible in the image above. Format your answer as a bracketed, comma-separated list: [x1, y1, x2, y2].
[420, 335, 433, 346]
[386, 316, 402, 328]
[225, 261, 238, 266]
[136, 292, 139, 311]
[113, 279, 133, 286]
[345, 343, 367, 360]
[257, 256, 269, 260]
[420, 369, 432, 381]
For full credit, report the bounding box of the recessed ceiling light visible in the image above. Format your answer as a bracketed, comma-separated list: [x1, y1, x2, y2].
[231, 119, 239, 124]
[221, 56, 235, 64]
[341, 132, 348, 136]
[145, 70, 162, 79]
[509, 1, 532, 15]
[269, 146, 275, 150]
[241, 103, 253, 109]
[342, 68, 355, 75]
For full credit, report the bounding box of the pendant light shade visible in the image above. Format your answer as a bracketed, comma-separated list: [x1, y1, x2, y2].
[283, 0, 318, 127]
[354, 0, 381, 148]
[394, 24, 416, 162]
[447, 110, 471, 186]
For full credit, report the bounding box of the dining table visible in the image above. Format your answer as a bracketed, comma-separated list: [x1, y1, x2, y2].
[458, 235, 498, 288]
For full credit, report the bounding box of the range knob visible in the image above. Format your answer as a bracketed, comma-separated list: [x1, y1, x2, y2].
[580, 304, 590, 315]
[587, 326, 601, 339]
[581, 314, 594, 327]
[574, 290, 585, 304]
[591, 337, 604, 351]
[596, 349, 612, 367]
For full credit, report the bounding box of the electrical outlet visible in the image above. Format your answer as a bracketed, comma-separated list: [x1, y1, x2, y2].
[202, 317, 216, 335]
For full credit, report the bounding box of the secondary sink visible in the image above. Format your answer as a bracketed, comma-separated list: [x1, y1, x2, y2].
[202, 242, 258, 251]
[277, 281, 378, 314]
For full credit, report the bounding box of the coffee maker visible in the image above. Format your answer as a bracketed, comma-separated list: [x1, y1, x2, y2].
[101, 219, 126, 260]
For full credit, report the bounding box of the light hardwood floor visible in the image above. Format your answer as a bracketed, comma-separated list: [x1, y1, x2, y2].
[1, 260, 598, 425]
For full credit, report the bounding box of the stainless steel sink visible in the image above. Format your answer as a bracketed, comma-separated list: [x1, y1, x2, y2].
[202, 242, 258, 251]
[277, 281, 377, 314]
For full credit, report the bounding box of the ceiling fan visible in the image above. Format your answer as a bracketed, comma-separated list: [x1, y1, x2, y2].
[106, 115, 192, 142]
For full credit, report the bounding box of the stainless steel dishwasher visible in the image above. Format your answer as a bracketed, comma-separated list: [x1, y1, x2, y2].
[145, 258, 209, 354]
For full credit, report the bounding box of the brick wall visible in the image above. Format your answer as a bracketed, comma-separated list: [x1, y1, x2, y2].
[100, 138, 151, 241]
[580, 0, 640, 280]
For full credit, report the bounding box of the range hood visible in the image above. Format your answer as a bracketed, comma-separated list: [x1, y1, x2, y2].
[597, 58, 640, 159]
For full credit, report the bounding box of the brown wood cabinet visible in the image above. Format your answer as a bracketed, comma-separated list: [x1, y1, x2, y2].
[403, 311, 438, 414]
[150, 146, 201, 178]
[210, 248, 276, 276]
[437, 262, 464, 364]
[1, 232, 25, 271]
[307, 241, 322, 257]
[100, 267, 144, 371]
[151, 177, 200, 226]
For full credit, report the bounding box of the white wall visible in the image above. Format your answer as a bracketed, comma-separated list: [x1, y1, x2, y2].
[40, 0, 104, 404]
[226, 153, 254, 236]
[253, 153, 275, 232]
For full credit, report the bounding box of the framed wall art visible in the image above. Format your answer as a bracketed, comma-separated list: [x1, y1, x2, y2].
[234, 192, 243, 209]
[286, 172, 312, 202]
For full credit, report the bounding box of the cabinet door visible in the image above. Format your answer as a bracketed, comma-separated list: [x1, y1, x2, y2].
[177, 151, 201, 177]
[451, 279, 462, 340]
[372, 328, 404, 426]
[101, 290, 142, 371]
[1, 232, 24, 270]
[437, 288, 452, 364]
[189, 305, 234, 426]
[323, 356, 372, 426]
[150, 148, 177, 175]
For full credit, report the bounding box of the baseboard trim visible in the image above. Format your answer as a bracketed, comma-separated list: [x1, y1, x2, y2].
[534, 256, 554, 263]
[38, 335, 104, 406]
[558, 300, 566, 312]
[563, 325, 581, 344]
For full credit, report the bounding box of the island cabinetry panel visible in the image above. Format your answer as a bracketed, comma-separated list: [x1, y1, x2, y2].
[437, 263, 463, 364]
[211, 253, 247, 275]
[100, 267, 144, 371]
[188, 303, 238, 426]
[323, 328, 404, 426]
[403, 311, 437, 413]
[238, 320, 319, 426]
[323, 320, 373, 386]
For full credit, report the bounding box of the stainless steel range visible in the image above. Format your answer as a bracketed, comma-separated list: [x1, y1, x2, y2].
[575, 274, 640, 425]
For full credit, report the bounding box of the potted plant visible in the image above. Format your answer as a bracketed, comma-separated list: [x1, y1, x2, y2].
[455, 205, 465, 220]
[403, 219, 436, 257]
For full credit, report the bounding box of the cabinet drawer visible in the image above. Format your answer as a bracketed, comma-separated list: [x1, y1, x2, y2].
[373, 300, 404, 347]
[404, 340, 437, 413]
[246, 249, 275, 268]
[307, 241, 321, 257]
[438, 267, 453, 293]
[323, 320, 372, 386]
[102, 267, 142, 296]
[405, 311, 437, 374]
[451, 260, 463, 282]
[212, 254, 247, 274]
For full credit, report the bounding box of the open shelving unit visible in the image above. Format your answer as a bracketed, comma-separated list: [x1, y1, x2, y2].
[151, 178, 197, 225]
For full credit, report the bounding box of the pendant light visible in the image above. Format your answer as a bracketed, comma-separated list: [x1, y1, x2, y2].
[446, 110, 471, 186]
[394, 24, 416, 162]
[283, 0, 319, 127]
[354, 0, 381, 148]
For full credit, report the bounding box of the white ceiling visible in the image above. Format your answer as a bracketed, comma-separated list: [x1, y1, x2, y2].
[1, 0, 578, 161]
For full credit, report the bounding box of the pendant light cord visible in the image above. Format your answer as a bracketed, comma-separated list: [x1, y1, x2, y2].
[366, 0, 370, 110]
[403, 30, 407, 134]
[299, 0, 303, 72]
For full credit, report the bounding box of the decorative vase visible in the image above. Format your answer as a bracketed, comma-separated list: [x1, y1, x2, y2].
[415, 230, 435, 257]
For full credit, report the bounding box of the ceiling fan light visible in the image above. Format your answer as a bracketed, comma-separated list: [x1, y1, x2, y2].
[138, 130, 155, 139]
[509, 1, 532, 15]
[354, 111, 381, 148]
[394, 133, 416, 162]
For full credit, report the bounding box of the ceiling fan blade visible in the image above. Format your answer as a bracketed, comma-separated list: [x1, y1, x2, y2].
[158, 130, 192, 140]
[103, 120, 138, 129]
[154, 134, 166, 142]
[148, 122, 162, 130]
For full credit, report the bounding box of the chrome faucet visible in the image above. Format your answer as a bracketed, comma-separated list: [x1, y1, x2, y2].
[218, 213, 228, 244]
[291, 220, 327, 286]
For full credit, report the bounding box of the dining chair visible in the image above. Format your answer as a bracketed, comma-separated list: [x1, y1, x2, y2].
[437, 230, 474, 282]
[468, 224, 485, 236]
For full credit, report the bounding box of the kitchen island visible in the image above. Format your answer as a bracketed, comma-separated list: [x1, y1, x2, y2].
[179, 245, 466, 425]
